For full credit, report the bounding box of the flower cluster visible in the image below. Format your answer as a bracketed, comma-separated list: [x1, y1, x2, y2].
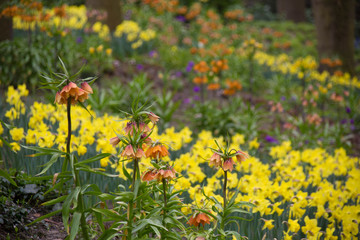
[2, 83, 360, 239]
[55, 82, 93, 105]
[114, 20, 156, 49]
[254, 51, 360, 88]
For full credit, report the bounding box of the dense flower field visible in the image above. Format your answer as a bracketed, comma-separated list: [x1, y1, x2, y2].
[1, 84, 359, 239]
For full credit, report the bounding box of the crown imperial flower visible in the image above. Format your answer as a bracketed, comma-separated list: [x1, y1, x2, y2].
[235, 150, 249, 163]
[148, 112, 160, 124]
[55, 82, 92, 105]
[187, 212, 211, 227]
[209, 152, 222, 168]
[223, 158, 235, 172]
[146, 144, 169, 159]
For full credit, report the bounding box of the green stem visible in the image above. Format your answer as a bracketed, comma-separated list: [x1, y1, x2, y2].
[67, 98, 89, 240]
[162, 178, 167, 226]
[162, 179, 167, 208]
[66, 99, 71, 156]
[128, 158, 139, 240]
[223, 170, 227, 209]
[132, 158, 139, 190]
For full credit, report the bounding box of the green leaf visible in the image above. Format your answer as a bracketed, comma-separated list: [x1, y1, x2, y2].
[81, 183, 101, 194]
[70, 154, 75, 179]
[114, 192, 134, 202]
[63, 187, 81, 233]
[224, 207, 252, 218]
[36, 154, 60, 176]
[91, 208, 124, 221]
[94, 210, 105, 232]
[78, 101, 93, 118]
[0, 135, 12, 148]
[132, 218, 167, 234]
[150, 226, 161, 238]
[0, 169, 17, 186]
[42, 195, 67, 206]
[0, 119, 12, 129]
[69, 211, 81, 240]
[76, 166, 119, 177]
[122, 163, 132, 181]
[28, 209, 62, 226]
[21, 145, 66, 156]
[97, 229, 120, 240]
[58, 57, 69, 77]
[74, 153, 111, 166]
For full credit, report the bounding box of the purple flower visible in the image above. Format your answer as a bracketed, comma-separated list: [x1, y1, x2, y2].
[174, 71, 182, 77]
[124, 10, 132, 20]
[281, 96, 286, 101]
[193, 95, 200, 101]
[186, 61, 195, 72]
[149, 50, 157, 58]
[193, 86, 200, 93]
[175, 15, 186, 22]
[350, 119, 354, 124]
[136, 64, 144, 71]
[76, 37, 83, 44]
[346, 107, 351, 114]
[340, 119, 347, 124]
[183, 98, 191, 104]
[265, 135, 278, 144]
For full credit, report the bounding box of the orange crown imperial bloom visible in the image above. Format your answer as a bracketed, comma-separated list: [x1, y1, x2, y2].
[187, 212, 211, 227]
[81, 82, 93, 94]
[223, 158, 235, 172]
[209, 152, 222, 168]
[157, 167, 176, 181]
[146, 144, 169, 159]
[110, 136, 120, 147]
[236, 150, 249, 163]
[121, 145, 136, 158]
[207, 83, 220, 91]
[142, 169, 158, 182]
[148, 112, 160, 124]
[135, 148, 146, 159]
[55, 82, 91, 105]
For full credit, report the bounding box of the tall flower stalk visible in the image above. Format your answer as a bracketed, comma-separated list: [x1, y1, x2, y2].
[32, 58, 97, 240]
[208, 140, 252, 239]
[55, 67, 94, 240]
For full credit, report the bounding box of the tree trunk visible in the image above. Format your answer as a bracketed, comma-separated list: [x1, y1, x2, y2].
[0, 0, 13, 42]
[312, 0, 355, 75]
[277, 0, 306, 22]
[86, 0, 123, 32]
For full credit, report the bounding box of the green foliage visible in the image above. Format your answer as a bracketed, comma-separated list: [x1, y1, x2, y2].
[0, 170, 56, 236]
[188, 98, 263, 138]
[153, 90, 181, 131]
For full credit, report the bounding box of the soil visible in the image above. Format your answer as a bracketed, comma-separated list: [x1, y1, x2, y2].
[0, 209, 66, 240]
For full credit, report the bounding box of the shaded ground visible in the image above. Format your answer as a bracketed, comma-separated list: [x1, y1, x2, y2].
[0, 209, 66, 240]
